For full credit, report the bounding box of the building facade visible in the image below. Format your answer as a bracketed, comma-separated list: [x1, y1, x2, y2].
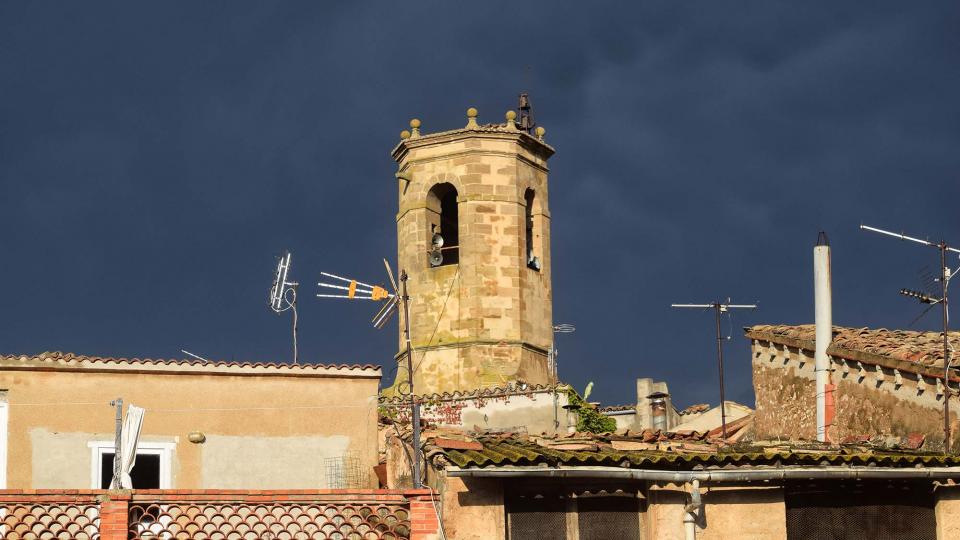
[0, 352, 380, 489]
[388, 108, 556, 395]
[416, 432, 960, 540]
[747, 324, 960, 451]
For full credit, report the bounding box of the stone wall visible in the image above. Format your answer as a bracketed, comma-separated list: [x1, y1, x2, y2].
[388, 123, 555, 395]
[750, 338, 959, 449]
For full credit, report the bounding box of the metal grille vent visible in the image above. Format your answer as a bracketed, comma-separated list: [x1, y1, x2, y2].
[785, 481, 936, 540]
[507, 494, 567, 540]
[577, 496, 641, 540]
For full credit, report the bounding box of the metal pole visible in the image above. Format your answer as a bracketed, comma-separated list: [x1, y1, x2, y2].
[109, 398, 122, 489]
[291, 288, 299, 365]
[400, 270, 422, 488]
[714, 304, 727, 440]
[942, 243, 951, 452]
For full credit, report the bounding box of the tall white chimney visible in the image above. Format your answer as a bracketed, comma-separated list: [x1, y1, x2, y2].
[814, 231, 833, 442]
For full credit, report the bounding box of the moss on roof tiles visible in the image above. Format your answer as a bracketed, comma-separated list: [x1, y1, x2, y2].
[431, 436, 960, 470]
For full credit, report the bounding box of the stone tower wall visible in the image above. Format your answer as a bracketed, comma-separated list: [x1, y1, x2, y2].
[389, 115, 554, 395]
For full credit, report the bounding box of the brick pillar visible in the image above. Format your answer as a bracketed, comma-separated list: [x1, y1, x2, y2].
[408, 492, 441, 540]
[99, 493, 130, 540]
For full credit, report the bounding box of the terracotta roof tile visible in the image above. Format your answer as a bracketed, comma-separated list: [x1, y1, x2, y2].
[426, 429, 960, 470]
[379, 383, 568, 404]
[0, 351, 380, 374]
[746, 325, 960, 370]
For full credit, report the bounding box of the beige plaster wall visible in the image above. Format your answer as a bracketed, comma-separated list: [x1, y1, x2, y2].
[389, 130, 555, 395]
[936, 485, 960, 540]
[644, 483, 687, 540]
[0, 368, 378, 489]
[698, 485, 786, 540]
[411, 388, 572, 435]
[440, 476, 505, 540]
[646, 483, 786, 540]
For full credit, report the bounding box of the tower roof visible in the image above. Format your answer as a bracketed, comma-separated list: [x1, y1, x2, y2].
[391, 108, 554, 161]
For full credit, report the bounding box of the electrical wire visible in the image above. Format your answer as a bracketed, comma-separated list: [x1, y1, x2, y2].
[412, 267, 461, 375]
[426, 483, 448, 540]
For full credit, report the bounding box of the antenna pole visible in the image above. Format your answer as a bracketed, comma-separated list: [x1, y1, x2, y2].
[672, 301, 757, 440]
[942, 242, 951, 451]
[714, 303, 728, 440]
[400, 270, 422, 488]
[861, 224, 956, 452]
[291, 288, 299, 365]
[109, 398, 122, 489]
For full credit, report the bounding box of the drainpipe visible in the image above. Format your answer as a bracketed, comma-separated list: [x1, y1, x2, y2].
[814, 232, 833, 442]
[683, 479, 701, 540]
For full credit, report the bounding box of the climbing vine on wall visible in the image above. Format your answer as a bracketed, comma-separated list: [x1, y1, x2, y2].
[566, 388, 616, 433]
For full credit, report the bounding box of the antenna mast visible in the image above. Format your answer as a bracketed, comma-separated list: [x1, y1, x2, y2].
[316, 260, 423, 488]
[671, 300, 758, 439]
[861, 224, 959, 452]
[268, 250, 299, 364]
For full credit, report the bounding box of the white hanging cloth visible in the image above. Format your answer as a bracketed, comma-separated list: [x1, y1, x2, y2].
[112, 404, 145, 489]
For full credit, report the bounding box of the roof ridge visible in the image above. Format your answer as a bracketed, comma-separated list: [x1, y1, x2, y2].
[1, 351, 380, 372]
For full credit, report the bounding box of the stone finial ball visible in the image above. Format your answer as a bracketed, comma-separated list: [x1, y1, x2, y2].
[410, 118, 421, 128]
[467, 107, 478, 118]
[400, 130, 411, 139]
[506, 110, 517, 121]
[535, 126, 546, 137]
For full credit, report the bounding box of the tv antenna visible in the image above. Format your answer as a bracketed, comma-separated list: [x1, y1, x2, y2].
[548, 323, 576, 380]
[861, 224, 960, 452]
[317, 259, 422, 488]
[268, 250, 299, 364]
[671, 299, 757, 439]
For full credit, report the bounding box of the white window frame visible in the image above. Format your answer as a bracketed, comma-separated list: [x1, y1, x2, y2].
[87, 440, 175, 489]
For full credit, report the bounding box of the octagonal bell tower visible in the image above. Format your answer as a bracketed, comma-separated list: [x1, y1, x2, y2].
[388, 107, 555, 395]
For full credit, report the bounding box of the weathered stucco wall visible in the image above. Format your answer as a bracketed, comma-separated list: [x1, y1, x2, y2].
[389, 124, 555, 395]
[935, 485, 960, 540]
[439, 476, 505, 540]
[386, 387, 572, 436]
[751, 339, 958, 449]
[698, 485, 786, 540]
[0, 365, 379, 489]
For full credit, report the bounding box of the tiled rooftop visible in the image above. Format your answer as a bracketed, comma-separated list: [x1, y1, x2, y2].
[379, 383, 568, 404]
[0, 351, 381, 376]
[746, 325, 960, 370]
[425, 430, 959, 471]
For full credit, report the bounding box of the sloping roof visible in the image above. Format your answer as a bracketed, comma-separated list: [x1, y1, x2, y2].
[379, 383, 568, 405]
[0, 351, 381, 378]
[746, 325, 960, 375]
[426, 431, 960, 471]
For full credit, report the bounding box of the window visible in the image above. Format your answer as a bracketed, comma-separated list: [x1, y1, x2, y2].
[88, 440, 174, 489]
[524, 189, 540, 271]
[426, 183, 459, 267]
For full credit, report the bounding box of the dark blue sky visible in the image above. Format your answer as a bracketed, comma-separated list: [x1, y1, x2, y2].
[2, 2, 958, 408]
